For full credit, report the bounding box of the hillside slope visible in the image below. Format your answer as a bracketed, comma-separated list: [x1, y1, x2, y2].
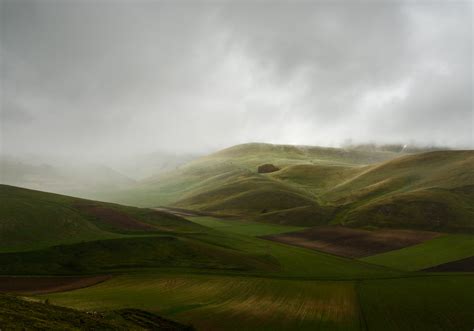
[0, 185, 279, 274]
[326, 151, 474, 231]
[79, 144, 473, 231]
[0, 294, 192, 330]
[0, 185, 201, 252]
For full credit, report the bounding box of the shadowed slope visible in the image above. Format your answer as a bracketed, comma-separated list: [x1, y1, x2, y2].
[0, 185, 203, 252]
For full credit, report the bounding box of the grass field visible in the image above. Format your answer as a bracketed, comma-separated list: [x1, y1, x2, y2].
[358, 275, 474, 331]
[41, 273, 474, 331]
[0, 294, 192, 330]
[360, 234, 474, 271]
[0, 185, 202, 253]
[183, 217, 399, 279]
[42, 274, 361, 331]
[188, 216, 305, 236]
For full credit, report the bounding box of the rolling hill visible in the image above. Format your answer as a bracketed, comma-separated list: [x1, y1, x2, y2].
[0, 294, 193, 330]
[98, 143, 473, 232]
[0, 185, 278, 274]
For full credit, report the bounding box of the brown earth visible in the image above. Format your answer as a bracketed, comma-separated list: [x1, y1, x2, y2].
[423, 256, 474, 272]
[263, 226, 442, 258]
[0, 275, 111, 294]
[75, 204, 155, 231]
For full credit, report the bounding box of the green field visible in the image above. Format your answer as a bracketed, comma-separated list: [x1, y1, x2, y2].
[42, 274, 361, 331]
[41, 273, 474, 331]
[357, 275, 474, 331]
[361, 234, 474, 271]
[188, 216, 305, 236]
[0, 294, 192, 330]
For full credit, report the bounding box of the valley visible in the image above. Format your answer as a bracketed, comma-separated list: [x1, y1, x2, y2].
[0, 143, 473, 330]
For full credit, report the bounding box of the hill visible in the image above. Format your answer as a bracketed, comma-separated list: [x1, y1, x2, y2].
[98, 142, 402, 208]
[100, 143, 473, 232]
[0, 294, 192, 330]
[0, 185, 202, 253]
[0, 185, 280, 274]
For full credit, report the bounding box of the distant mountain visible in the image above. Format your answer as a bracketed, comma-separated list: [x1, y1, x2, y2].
[113, 151, 201, 180]
[0, 156, 135, 199]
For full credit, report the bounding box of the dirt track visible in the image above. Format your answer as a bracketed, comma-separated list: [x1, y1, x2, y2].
[0, 275, 111, 294]
[263, 226, 441, 258]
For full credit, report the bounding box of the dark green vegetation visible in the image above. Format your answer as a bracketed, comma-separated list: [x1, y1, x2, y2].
[0, 294, 192, 330]
[0, 184, 201, 252]
[41, 274, 474, 331]
[1, 143, 473, 330]
[357, 275, 474, 331]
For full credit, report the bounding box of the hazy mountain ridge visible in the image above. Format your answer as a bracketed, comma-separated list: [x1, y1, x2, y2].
[107, 143, 473, 232]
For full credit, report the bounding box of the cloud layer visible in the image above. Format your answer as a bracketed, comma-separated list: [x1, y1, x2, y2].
[1, 1, 472, 159]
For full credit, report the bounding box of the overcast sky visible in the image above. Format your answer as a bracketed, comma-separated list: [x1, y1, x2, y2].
[1, 0, 473, 160]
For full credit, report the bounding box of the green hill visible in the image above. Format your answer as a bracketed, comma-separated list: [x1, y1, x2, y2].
[0, 184, 202, 253]
[0, 294, 192, 330]
[74, 144, 473, 231]
[91, 144, 471, 231]
[97, 143, 402, 207]
[325, 151, 474, 231]
[0, 185, 281, 274]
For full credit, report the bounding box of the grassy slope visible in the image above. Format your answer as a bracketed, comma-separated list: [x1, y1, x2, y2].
[42, 274, 474, 331]
[0, 294, 192, 330]
[360, 234, 474, 271]
[0, 184, 202, 252]
[0, 185, 394, 278]
[98, 144, 473, 232]
[188, 216, 305, 236]
[0, 235, 278, 275]
[98, 143, 400, 208]
[325, 151, 474, 231]
[42, 274, 361, 331]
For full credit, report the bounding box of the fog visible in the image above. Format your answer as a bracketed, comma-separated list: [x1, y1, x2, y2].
[1, 0, 473, 166]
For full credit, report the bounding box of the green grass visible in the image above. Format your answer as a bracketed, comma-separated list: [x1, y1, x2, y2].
[182, 219, 399, 280]
[41, 274, 474, 331]
[0, 235, 277, 275]
[0, 294, 192, 330]
[358, 275, 474, 331]
[0, 185, 202, 252]
[188, 217, 305, 236]
[96, 142, 402, 209]
[96, 144, 474, 232]
[42, 274, 361, 331]
[360, 234, 474, 271]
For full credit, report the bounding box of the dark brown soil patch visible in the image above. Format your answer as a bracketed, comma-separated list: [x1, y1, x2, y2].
[423, 256, 474, 272]
[0, 275, 111, 294]
[75, 204, 155, 231]
[257, 163, 280, 173]
[263, 226, 442, 258]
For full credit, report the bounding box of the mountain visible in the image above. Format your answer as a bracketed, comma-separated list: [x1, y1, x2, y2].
[98, 143, 473, 232]
[0, 157, 136, 199]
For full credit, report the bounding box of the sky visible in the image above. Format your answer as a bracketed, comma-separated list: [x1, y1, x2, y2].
[1, 0, 473, 161]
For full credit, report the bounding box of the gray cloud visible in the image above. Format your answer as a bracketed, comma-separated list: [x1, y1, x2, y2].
[1, 0, 472, 161]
